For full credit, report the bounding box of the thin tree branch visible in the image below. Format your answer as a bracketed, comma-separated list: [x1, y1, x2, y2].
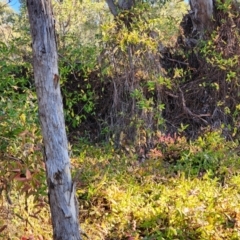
[179, 87, 209, 124]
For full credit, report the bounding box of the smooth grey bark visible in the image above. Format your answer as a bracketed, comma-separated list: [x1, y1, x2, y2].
[26, 0, 81, 239]
[106, 0, 118, 16]
[189, 0, 213, 36]
[106, 0, 135, 17]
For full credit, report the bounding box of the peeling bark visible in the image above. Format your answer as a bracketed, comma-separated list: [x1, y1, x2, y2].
[118, 0, 135, 10]
[106, 0, 135, 17]
[26, 0, 81, 239]
[189, 0, 213, 36]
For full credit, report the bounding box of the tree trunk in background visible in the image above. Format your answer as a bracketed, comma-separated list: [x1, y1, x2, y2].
[106, 0, 135, 16]
[189, 0, 213, 37]
[26, 0, 81, 239]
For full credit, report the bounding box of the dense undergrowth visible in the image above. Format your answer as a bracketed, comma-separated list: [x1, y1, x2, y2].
[1, 130, 240, 239]
[75, 133, 240, 240]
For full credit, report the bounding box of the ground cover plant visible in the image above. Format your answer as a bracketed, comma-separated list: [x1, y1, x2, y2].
[1, 131, 240, 239]
[74, 133, 240, 240]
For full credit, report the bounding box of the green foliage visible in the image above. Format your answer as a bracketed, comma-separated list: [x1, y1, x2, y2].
[72, 136, 240, 240]
[216, 0, 232, 12]
[59, 45, 99, 128]
[201, 37, 238, 72]
[196, 4, 240, 138]
[1, 0, 240, 239]
[47, 0, 108, 130]
[0, 33, 49, 239]
[173, 131, 240, 179]
[99, 0, 188, 141]
[0, 1, 18, 41]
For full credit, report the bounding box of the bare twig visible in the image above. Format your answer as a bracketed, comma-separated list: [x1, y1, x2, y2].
[166, 57, 189, 66]
[179, 87, 209, 124]
[3, 154, 24, 164]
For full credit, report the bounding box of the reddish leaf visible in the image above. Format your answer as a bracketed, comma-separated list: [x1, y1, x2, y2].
[9, 173, 20, 181]
[19, 130, 29, 137]
[26, 169, 32, 179]
[11, 169, 21, 173]
[34, 202, 46, 208]
[0, 225, 7, 233]
[14, 173, 28, 182]
[29, 214, 39, 219]
[20, 236, 28, 240]
[127, 236, 135, 240]
[33, 209, 42, 215]
[22, 183, 31, 192]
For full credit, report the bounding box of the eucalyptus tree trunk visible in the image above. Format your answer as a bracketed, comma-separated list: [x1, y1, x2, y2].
[26, 1, 81, 239]
[189, 0, 213, 37]
[106, 0, 135, 17]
